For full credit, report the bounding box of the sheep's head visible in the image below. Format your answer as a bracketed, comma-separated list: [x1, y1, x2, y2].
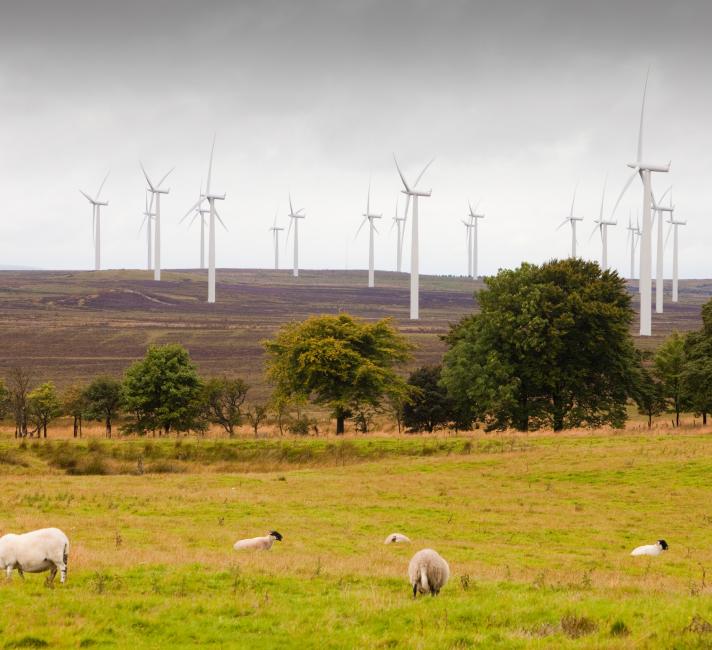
[269, 531, 283, 542]
[658, 539, 669, 550]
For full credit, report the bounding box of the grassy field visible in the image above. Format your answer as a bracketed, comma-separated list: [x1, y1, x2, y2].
[2, 431, 712, 648]
[0, 269, 709, 397]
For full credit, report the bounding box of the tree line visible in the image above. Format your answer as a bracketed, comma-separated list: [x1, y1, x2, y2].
[1, 258, 709, 436]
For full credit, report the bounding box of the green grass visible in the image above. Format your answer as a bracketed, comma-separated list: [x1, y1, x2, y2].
[2, 432, 712, 647]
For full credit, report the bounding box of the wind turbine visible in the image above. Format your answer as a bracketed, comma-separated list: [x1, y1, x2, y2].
[138, 190, 155, 271]
[394, 155, 434, 320]
[79, 172, 109, 271]
[286, 195, 306, 278]
[651, 186, 673, 313]
[590, 178, 616, 271]
[355, 181, 382, 287]
[180, 136, 227, 303]
[609, 71, 670, 336]
[626, 212, 640, 280]
[666, 196, 686, 303]
[468, 201, 485, 278]
[269, 209, 284, 270]
[461, 216, 474, 277]
[180, 183, 209, 269]
[390, 198, 406, 273]
[140, 162, 174, 282]
[556, 187, 583, 258]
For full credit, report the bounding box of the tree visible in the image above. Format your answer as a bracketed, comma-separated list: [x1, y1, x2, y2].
[8, 367, 32, 438]
[28, 382, 62, 438]
[264, 314, 412, 434]
[246, 404, 268, 437]
[681, 304, 712, 425]
[202, 377, 249, 436]
[402, 365, 454, 433]
[654, 331, 688, 426]
[442, 259, 638, 431]
[84, 377, 123, 438]
[122, 344, 205, 436]
[62, 383, 87, 438]
[269, 393, 291, 436]
[632, 357, 666, 428]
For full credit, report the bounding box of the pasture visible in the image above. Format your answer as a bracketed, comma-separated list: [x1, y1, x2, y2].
[2, 430, 712, 648]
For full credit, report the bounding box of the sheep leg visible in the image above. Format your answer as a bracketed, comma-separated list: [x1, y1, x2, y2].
[46, 566, 57, 588]
[5, 565, 13, 580]
[412, 583, 418, 599]
[16, 565, 24, 579]
[58, 561, 67, 584]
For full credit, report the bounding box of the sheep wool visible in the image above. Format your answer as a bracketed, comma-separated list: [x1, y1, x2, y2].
[233, 530, 283, 551]
[0, 527, 70, 585]
[384, 533, 411, 544]
[408, 548, 449, 597]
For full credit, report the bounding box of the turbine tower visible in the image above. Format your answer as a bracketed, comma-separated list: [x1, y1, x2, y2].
[626, 213, 640, 280]
[269, 209, 284, 270]
[79, 172, 109, 271]
[609, 71, 670, 336]
[138, 190, 155, 271]
[140, 163, 174, 282]
[591, 178, 616, 271]
[391, 198, 406, 273]
[356, 181, 382, 288]
[286, 195, 306, 278]
[181, 136, 227, 303]
[667, 202, 686, 303]
[394, 155, 434, 320]
[651, 186, 673, 313]
[556, 187, 583, 258]
[468, 201, 485, 278]
[180, 183, 209, 269]
[461, 216, 474, 277]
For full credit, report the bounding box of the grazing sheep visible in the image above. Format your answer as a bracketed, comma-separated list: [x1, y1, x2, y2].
[631, 539, 669, 557]
[408, 548, 449, 597]
[384, 533, 411, 544]
[233, 530, 283, 551]
[0, 527, 70, 586]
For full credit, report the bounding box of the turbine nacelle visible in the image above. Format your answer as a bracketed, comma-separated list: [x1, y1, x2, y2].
[401, 188, 432, 198]
[363, 213, 382, 219]
[205, 192, 226, 201]
[627, 161, 671, 173]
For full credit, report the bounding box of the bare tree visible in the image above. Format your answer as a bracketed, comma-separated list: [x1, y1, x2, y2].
[246, 404, 268, 438]
[8, 367, 32, 438]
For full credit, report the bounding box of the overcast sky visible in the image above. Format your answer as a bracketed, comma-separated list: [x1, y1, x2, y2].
[1, 0, 710, 277]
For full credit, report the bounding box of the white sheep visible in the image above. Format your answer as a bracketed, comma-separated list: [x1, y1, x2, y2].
[408, 548, 449, 597]
[631, 539, 669, 557]
[0, 527, 70, 586]
[233, 530, 283, 550]
[384, 533, 411, 544]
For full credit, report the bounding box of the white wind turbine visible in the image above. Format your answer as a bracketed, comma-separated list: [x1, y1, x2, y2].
[625, 212, 640, 280]
[394, 155, 434, 320]
[180, 136, 227, 303]
[269, 209, 284, 270]
[286, 194, 306, 278]
[79, 172, 109, 271]
[461, 216, 474, 277]
[180, 183, 209, 269]
[590, 178, 616, 271]
[665, 195, 686, 303]
[138, 190, 155, 271]
[356, 181, 382, 287]
[556, 187, 583, 258]
[651, 186, 673, 313]
[390, 198, 406, 273]
[468, 201, 485, 278]
[609, 71, 670, 336]
[140, 163, 174, 282]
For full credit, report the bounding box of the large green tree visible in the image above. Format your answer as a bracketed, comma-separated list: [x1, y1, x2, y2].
[28, 381, 62, 438]
[402, 365, 454, 433]
[654, 331, 688, 426]
[123, 344, 205, 436]
[631, 355, 666, 428]
[442, 258, 637, 431]
[84, 377, 123, 438]
[264, 314, 412, 434]
[682, 301, 712, 425]
[202, 376, 249, 436]
[62, 383, 88, 438]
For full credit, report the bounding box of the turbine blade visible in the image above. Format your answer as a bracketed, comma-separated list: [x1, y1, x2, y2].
[206, 134, 216, 195]
[637, 68, 650, 163]
[569, 185, 577, 218]
[79, 190, 93, 203]
[393, 155, 411, 192]
[403, 193, 411, 222]
[658, 185, 672, 205]
[599, 175, 607, 221]
[273, 207, 279, 228]
[289, 193, 294, 215]
[609, 169, 639, 221]
[286, 215, 293, 242]
[414, 157, 435, 188]
[664, 224, 673, 249]
[372, 222, 379, 235]
[355, 217, 367, 239]
[157, 167, 175, 188]
[180, 197, 205, 223]
[138, 214, 147, 236]
[139, 162, 154, 191]
[96, 171, 110, 199]
[189, 213, 199, 227]
[215, 209, 228, 231]
[366, 177, 371, 215]
[555, 218, 569, 231]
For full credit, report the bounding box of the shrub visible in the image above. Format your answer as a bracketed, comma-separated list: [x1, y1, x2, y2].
[561, 614, 597, 639]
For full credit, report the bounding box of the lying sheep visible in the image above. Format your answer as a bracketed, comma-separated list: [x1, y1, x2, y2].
[408, 548, 449, 597]
[233, 530, 283, 550]
[0, 527, 70, 586]
[384, 533, 411, 544]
